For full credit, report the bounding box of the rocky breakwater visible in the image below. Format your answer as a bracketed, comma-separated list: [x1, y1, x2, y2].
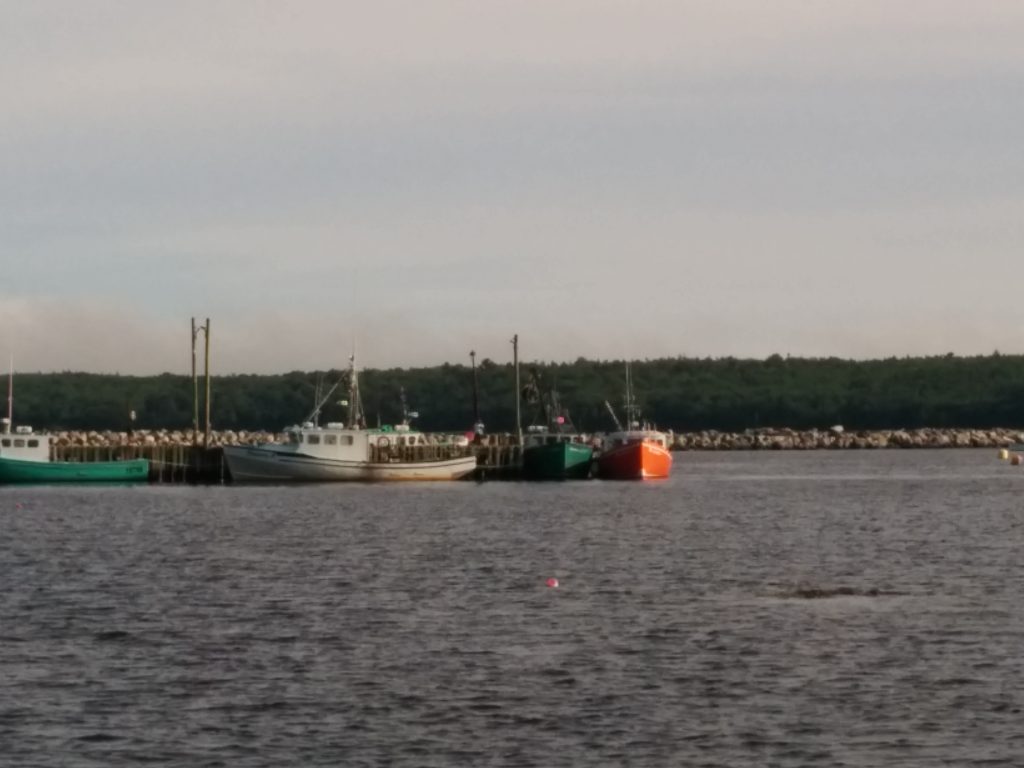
[50, 429, 282, 448]
[673, 427, 1024, 450]
[44, 427, 1024, 451]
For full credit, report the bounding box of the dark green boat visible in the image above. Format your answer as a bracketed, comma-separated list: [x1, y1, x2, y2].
[0, 455, 150, 484]
[518, 372, 594, 480]
[521, 436, 594, 480]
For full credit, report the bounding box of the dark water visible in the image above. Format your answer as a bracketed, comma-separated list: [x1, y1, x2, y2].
[2, 449, 1023, 767]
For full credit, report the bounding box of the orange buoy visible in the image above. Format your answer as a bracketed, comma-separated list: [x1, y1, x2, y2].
[1012, 454, 1022, 466]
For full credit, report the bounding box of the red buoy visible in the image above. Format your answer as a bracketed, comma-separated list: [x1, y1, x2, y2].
[546, 577, 559, 588]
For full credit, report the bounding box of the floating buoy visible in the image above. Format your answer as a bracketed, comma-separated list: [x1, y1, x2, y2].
[1012, 454, 1022, 466]
[546, 577, 559, 588]
[999, 448, 1010, 461]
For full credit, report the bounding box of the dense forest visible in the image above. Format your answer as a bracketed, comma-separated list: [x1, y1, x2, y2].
[7, 354, 1024, 433]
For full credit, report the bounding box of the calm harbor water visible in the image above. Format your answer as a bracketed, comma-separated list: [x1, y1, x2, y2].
[2, 449, 1023, 767]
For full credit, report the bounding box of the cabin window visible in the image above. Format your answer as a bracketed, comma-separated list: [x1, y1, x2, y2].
[14, 439, 25, 448]
[546, 436, 557, 445]
[307, 435, 321, 445]
[324, 435, 337, 445]
[340, 435, 353, 445]
[0, 439, 9, 447]
[27, 440, 39, 448]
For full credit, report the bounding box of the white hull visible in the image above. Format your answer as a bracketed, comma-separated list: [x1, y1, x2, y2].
[223, 445, 478, 482]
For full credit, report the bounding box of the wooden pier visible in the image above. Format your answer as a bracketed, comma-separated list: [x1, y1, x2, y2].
[52, 434, 526, 483]
[469, 434, 524, 479]
[53, 444, 228, 484]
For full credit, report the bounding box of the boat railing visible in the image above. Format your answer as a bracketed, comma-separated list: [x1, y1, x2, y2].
[369, 442, 474, 464]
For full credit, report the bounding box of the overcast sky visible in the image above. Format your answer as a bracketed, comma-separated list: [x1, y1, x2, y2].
[3, 1, 1024, 373]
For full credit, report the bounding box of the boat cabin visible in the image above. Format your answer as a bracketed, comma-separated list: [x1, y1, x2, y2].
[0, 421, 52, 463]
[524, 426, 588, 448]
[603, 429, 669, 450]
[278, 421, 434, 462]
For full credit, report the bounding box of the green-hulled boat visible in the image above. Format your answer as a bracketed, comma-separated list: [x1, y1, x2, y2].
[521, 435, 594, 480]
[0, 424, 149, 484]
[0, 455, 150, 484]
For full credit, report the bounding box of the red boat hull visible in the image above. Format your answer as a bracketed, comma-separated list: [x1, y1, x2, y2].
[597, 440, 673, 480]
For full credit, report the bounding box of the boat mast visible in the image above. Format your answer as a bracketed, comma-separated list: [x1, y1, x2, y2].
[623, 361, 639, 429]
[398, 386, 418, 426]
[312, 374, 323, 426]
[4, 354, 12, 434]
[346, 352, 365, 429]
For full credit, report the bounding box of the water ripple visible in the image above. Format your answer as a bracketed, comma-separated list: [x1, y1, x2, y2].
[2, 450, 1023, 766]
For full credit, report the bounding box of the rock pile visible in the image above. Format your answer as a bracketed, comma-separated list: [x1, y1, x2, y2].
[671, 427, 1024, 450]
[48, 430, 282, 448]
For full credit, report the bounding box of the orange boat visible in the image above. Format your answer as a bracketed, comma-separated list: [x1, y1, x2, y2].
[596, 362, 673, 480]
[596, 429, 673, 480]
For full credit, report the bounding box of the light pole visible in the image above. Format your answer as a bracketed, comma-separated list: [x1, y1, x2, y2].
[511, 334, 521, 444]
[191, 318, 211, 448]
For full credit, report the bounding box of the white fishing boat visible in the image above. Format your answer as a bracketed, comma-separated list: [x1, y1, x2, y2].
[222, 355, 478, 482]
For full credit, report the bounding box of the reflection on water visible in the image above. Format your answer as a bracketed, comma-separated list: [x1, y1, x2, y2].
[2, 449, 1022, 766]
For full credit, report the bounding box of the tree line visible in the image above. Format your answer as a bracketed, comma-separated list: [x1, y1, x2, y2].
[7, 353, 1024, 433]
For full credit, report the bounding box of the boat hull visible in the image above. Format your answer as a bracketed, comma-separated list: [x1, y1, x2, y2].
[596, 441, 672, 480]
[522, 442, 593, 480]
[223, 446, 478, 482]
[0, 457, 150, 484]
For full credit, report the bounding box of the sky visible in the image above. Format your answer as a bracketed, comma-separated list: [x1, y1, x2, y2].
[3, 1, 1024, 374]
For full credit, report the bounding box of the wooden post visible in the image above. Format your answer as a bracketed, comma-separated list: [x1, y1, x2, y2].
[512, 334, 522, 444]
[203, 318, 211, 449]
[470, 350, 481, 436]
[191, 317, 199, 446]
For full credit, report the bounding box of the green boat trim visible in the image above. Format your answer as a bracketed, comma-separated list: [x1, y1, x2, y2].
[0, 456, 150, 484]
